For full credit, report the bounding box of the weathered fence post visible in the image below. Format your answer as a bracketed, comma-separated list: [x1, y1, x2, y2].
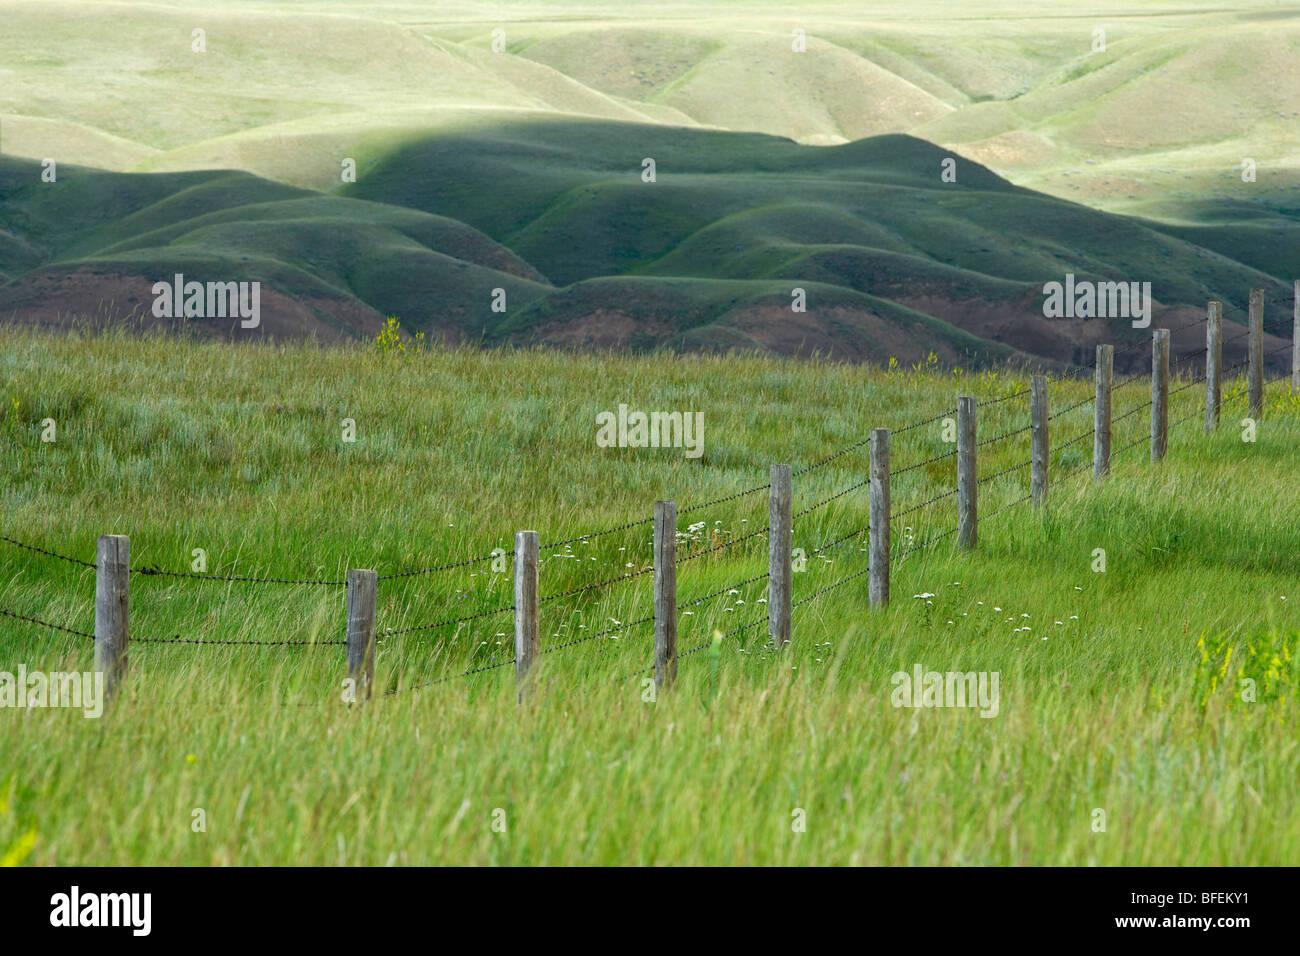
[1151, 329, 1169, 463]
[95, 534, 129, 699]
[1030, 375, 1049, 506]
[513, 531, 539, 703]
[1206, 301, 1221, 432]
[345, 568, 377, 701]
[957, 396, 976, 550]
[1292, 279, 1299, 396]
[653, 501, 677, 688]
[868, 428, 890, 606]
[768, 465, 792, 649]
[1248, 288, 1264, 419]
[1093, 344, 1113, 478]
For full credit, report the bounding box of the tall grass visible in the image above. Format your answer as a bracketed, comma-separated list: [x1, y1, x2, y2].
[1, 328, 1297, 864]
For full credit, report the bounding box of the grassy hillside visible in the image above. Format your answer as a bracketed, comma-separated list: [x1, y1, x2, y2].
[2, 329, 1298, 864]
[4, 124, 1296, 365]
[2, 0, 1295, 221]
[4, 0, 1297, 365]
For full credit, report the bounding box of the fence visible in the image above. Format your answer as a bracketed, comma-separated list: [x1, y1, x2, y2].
[4, 286, 1298, 702]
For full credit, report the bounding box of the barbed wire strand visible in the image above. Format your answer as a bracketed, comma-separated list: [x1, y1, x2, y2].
[379, 602, 515, 638]
[0, 606, 93, 639]
[135, 565, 344, 587]
[0, 534, 95, 569]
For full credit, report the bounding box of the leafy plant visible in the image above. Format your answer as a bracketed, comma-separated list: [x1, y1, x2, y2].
[1196, 629, 1295, 713]
[374, 315, 424, 355]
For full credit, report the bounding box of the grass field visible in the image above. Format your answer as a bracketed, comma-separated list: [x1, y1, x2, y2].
[2, 328, 1298, 865]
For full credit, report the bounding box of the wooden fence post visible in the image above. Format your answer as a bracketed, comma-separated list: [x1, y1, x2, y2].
[957, 396, 976, 550]
[94, 534, 129, 699]
[345, 569, 377, 701]
[1206, 301, 1221, 432]
[868, 428, 890, 606]
[768, 465, 792, 649]
[653, 501, 677, 689]
[1292, 279, 1299, 396]
[1030, 375, 1049, 506]
[1093, 344, 1113, 478]
[1248, 288, 1264, 420]
[1151, 329, 1169, 462]
[513, 531, 539, 703]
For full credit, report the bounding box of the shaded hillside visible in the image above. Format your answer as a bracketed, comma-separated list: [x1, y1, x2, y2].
[2, 123, 1295, 368]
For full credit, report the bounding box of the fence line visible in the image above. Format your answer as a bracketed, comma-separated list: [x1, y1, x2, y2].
[4, 289, 1297, 702]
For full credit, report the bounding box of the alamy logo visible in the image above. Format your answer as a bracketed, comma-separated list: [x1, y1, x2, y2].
[50, 886, 151, 936]
[0, 667, 103, 718]
[151, 273, 260, 328]
[595, 404, 703, 458]
[1042, 273, 1151, 328]
[890, 664, 1000, 718]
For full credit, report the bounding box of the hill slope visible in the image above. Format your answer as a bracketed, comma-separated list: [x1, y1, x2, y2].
[3, 123, 1295, 368]
[3, 0, 1296, 222]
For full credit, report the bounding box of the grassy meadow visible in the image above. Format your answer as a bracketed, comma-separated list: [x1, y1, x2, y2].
[2, 328, 1298, 865]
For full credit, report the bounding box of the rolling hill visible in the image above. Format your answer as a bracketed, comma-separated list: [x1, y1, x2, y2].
[2, 122, 1295, 369]
[2, 0, 1296, 220]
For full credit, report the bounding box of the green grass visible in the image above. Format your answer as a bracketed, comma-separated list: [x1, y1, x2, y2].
[4, 0, 1297, 222]
[2, 328, 1298, 864]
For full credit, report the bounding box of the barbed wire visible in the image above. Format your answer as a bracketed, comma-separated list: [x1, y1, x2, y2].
[793, 478, 867, 521]
[982, 492, 1034, 521]
[893, 525, 960, 561]
[378, 550, 504, 580]
[1110, 368, 1148, 394]
[679, 482, 770, 515]
[379, 601, 515, 638]
[1056, 457, 1095, 486]
[1112, 397, 1154, 425]
[542, 614, 655, 653]
[978, 388, 1029, 407]
[386, 654, 518, 696]
[678, 571, 769, 609]
[0, 534, 95, 569]
[893, 447, 956, 477]
[135, 634, 344, 646]
[792, 564, 871, 609]
[679, 615, 768, 657]
[977, 421, 1032, 448]
[978, 458, 1032, 485]
[792, 435, 872, 476]
[610, 661, 656, 683]
[807, 524, 868, 556]
[1049, 393, 1095, 419]
[1054, 426, 1093, 453]
[540, 478, 768, 555]
[1165, 404, 1208, 434]
[893, 406, 958, 437]
[540, 566, 653, 604]
[676, 524, 769, 563]
[134, 564, 344, 586]
[893, 487, 957, 521]
[0, 606, 93, 639]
